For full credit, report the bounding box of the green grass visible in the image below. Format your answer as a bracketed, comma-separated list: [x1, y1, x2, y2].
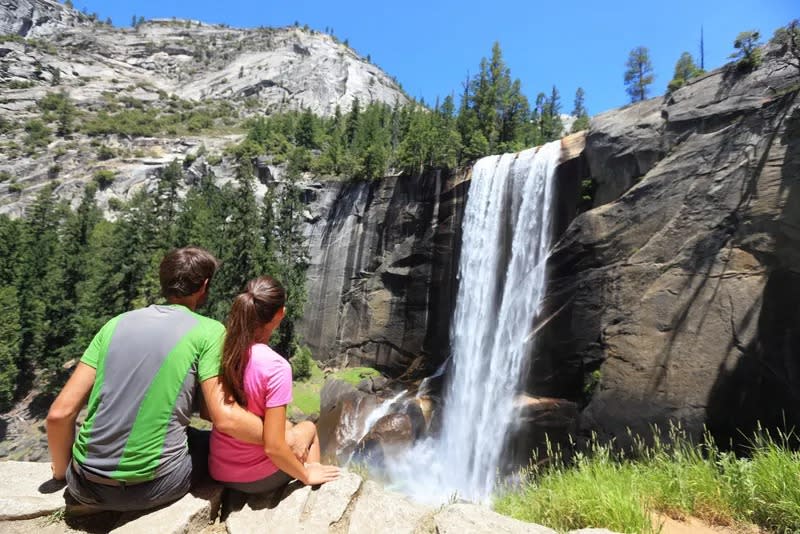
[493, 426, 800, 533]
[288, 363, 381, 418]
[333, 367, 381, 386]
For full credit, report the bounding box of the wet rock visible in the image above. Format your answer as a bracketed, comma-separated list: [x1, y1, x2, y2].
[354, 413, 413, 466]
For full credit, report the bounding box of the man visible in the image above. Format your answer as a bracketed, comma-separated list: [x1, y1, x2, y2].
[47, 247, 283, 511]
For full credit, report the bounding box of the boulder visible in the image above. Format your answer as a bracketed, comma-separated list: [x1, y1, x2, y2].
[0, 461, 66, 520]
[225, 471, 362, 534]
[506, 396, 579, 469]
[346, 480, 432, 534]
[110, 483, 222, 534]
[435, 503, 557, 534]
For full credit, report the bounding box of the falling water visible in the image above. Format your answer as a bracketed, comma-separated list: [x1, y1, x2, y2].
[384, 141, 561, 503]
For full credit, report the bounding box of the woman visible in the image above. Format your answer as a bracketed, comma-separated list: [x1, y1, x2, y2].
[209, 276, 340, 492]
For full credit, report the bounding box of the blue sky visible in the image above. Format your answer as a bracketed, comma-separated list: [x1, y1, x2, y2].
[72, 0, 796, 115]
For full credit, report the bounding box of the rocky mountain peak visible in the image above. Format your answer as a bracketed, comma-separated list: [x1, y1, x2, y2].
[0, 0, 87, 38]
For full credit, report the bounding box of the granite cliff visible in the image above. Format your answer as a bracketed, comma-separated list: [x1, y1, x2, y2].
[534, 42, 800, 445]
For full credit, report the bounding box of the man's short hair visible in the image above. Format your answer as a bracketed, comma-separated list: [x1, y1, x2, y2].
[159, 247, 220, 298]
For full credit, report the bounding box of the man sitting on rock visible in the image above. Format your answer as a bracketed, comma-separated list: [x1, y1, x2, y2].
[45, 247, 289, 511]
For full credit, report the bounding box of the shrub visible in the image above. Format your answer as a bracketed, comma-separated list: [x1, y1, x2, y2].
[0, 171, 12, 182]
[183, 152, 197, 168]
[93, 169, 116, 188]
[97, 144, 117, 160]
[23, 119, 52, 152]
[289, 344, 314, 381]
[83, 109, 160, 137]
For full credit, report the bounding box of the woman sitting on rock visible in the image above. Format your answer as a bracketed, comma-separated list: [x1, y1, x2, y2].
[209, 276, 340, 492]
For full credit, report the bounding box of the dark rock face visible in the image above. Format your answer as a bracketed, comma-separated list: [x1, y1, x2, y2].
[298, 170, 467, 376]
[534, 49, 800, 446]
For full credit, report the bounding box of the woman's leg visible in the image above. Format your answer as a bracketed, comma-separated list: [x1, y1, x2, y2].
[224, 470, 293, 494]
[286, 421, 320, 463]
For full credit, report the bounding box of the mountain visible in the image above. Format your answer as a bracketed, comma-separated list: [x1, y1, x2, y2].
[0, 0, 409, 214]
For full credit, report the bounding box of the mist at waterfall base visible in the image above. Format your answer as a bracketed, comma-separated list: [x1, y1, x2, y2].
[349, 141, 561, 504]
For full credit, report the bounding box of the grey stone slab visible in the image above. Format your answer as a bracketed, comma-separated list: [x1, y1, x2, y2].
[227, 472, 362, 534]
[110, 483, 222, 534]
[347, 480, 432, 534]
[0, 461, 67, 521]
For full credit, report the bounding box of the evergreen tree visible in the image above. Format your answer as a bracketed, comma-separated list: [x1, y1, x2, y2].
[534, 86, 563, 142]
[430, 95, 462, 168]
[624, 46, 655, 102]
[295, 108, 318, 149]
[15, 185, 66, 380]
[50, 185, 100, 378]
[345, 98, 361, 147]
[397, 109, 432, 175]
[0, 286, 20, 410]
[571, 87, 590, 133]
[730, 30, 762, 71]
[668, 52, 703, 92]
[0, 215, 19, 285]
[271, 180, 309, 356]
[209, 162, 263, 320]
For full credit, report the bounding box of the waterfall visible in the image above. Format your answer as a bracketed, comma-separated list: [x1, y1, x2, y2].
[384, 141, 561, 503]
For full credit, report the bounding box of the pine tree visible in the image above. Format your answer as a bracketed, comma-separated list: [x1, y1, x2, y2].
[571, 87, 590, 133]
[271, 179, 309, 355]
[0, 286, 20, 410]
[397, 110, 432, 175]
[50, 185, 100, 378]
[624, 46, 655, 103]
[209, 162, 264, 320]
[295, 108, 317, 149]
[668, 52, 703, 92]
[15, 185, 66, 381]
[730, 30, 762, 71]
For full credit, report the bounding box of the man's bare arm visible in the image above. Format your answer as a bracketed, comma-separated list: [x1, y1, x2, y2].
[47, 362, 96, 480]
[200, 376, 263, 444]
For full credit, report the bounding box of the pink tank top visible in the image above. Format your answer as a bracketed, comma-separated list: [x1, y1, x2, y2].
[209, 343, 293, 483]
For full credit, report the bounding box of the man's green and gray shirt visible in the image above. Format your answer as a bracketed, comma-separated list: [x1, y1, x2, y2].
[72, 304, 224, 482]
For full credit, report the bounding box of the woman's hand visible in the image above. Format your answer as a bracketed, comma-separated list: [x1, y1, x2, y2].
[303, 462, 341, 485]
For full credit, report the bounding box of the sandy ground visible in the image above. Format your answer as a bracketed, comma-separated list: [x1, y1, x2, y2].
[654, 514, 764, 534]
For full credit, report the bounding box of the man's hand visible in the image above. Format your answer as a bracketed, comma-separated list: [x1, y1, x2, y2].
[287, 432, 309, 463]
[47, 362, 96, 480]
[200, 376, 263, 444]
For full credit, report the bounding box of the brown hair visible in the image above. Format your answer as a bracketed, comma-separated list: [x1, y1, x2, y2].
[221, 276, 287, 405]
[159, 247, 220, 298]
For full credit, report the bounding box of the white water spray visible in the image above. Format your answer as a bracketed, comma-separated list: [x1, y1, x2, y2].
[384, 141, 561, 503]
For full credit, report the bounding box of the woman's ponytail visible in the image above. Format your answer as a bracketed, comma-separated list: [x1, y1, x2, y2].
[221, 292, 258, 405]
[220, 276, 287, 406]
